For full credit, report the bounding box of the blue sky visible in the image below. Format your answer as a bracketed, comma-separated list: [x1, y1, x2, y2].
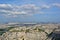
[0, 0, 60, 23]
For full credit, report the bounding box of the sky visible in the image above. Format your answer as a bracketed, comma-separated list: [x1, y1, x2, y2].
[0, 0, 60, 23]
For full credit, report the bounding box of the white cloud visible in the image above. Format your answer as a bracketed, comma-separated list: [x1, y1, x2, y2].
[41, 5, 51, 9]
[0, 4, 42, 17]
[52, 3, 60, 7]
[0, 4, 12, 8]
[0, 4, 13, 11]
[0, 3, 60, 17]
